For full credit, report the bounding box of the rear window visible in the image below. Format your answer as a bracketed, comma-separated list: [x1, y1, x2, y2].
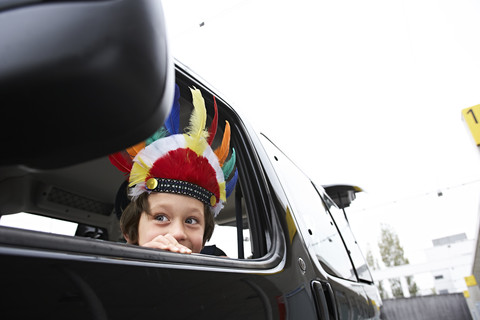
[0, 212, 77, 236]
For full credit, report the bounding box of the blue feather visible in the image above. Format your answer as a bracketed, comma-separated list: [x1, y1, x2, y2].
[165, 84, 180, 135]
[225, 168, 238, 198]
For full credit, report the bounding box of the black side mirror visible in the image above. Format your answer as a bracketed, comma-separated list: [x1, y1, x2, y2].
[323, 184, 363, 209]
[1, 0, 174, 169]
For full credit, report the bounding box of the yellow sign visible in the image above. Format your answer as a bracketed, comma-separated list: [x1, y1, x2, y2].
[465, 275, 478, 287]
[462, 104, 480, 146]
[464, 290, 470, 298]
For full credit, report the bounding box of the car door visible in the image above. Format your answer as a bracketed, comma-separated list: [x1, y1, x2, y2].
[0, 64, 327, 319]
[258, 134, 381, 319]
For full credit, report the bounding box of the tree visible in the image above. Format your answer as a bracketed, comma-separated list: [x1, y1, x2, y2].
[407, 276, 419, 297]
[377, 280, 388, 300]
[365, 247, 389, 299]
[378, 224, 408, 268]
[366, 244, 383, 271]
[378, 224, 419, 298]
[365, 248, 376, 270]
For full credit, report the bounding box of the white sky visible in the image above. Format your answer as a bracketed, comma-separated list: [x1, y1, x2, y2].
[162, 0, 480, 288]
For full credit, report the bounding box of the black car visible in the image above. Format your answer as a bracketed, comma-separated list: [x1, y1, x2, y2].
[0, 1, 382, 319]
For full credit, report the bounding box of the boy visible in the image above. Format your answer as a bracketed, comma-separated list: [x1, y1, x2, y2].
[110, 85, 237, 255]
[121, 192, 214, 254]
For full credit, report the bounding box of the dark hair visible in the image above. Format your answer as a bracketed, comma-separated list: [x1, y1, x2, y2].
[120, 192, 215, 245]
[114, 180, 131, 220]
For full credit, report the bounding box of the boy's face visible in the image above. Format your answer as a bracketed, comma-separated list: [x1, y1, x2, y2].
[137, 192, 205, 253]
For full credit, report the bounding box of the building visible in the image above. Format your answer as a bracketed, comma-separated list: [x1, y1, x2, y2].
[426, 233, 475, 294]
[372, 233, 475, 298]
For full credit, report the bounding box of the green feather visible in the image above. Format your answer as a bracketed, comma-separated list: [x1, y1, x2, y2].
[222, 148, 236, 179]
[146, 128, 168, 146]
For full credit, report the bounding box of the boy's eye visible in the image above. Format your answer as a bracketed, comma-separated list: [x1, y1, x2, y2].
[185, 217, 198, 225]
[154, 214, 169, 222]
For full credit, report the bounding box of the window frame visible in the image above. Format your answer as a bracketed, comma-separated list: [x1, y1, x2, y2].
[0, 64, 287, 273]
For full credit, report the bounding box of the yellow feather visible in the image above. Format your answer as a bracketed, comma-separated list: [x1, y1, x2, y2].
[219, 181, 226, 201]
[184, 133, 208, 155]
[185, 87, 209, 155]
[128, 156, 150, 187]
[188, 87, 208, 139]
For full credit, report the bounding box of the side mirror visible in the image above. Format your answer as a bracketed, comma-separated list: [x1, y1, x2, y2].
[1, 0, 174, 169]
[323, 184, 363, 209]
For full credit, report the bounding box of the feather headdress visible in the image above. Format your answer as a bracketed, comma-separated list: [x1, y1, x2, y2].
[109, 84, 238, 217]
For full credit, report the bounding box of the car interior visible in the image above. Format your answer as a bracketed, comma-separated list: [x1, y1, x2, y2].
[0, 65, 258, 260]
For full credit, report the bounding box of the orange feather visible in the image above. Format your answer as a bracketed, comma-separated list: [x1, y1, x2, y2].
[214, 121, 231, 166]
[126, 141, 146, 157]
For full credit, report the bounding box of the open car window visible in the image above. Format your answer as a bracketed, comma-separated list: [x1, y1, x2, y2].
[0, 64, 282, 267]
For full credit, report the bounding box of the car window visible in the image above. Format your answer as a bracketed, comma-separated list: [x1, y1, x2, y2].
[0, 67, 278, 264]
[0, 212, 112, 240]
[0, 212, 78, 236]
[205, 225, 252, 258]
[322, 195, 374, 283]
[259, 135, 356, 280]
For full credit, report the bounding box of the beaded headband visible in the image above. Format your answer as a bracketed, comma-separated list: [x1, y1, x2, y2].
[109, 85, 238, 217]
[146, 178, 215, 207]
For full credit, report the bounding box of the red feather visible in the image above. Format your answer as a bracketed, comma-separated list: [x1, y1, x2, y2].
[108, 151, 133, 174]
[149, 148, 220, 201]
[207, 96, 218, 145]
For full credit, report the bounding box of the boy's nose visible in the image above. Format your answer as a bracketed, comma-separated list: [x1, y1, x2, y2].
[169, 221, 187, 241]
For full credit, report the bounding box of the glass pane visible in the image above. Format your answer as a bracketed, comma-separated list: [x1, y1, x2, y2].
[323, 196, 373, 282]
[0, 212, 78, 236]
[259, 136, 355, 280]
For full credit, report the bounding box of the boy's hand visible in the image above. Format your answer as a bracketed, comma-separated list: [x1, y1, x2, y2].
[141, 234, 192, 254]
